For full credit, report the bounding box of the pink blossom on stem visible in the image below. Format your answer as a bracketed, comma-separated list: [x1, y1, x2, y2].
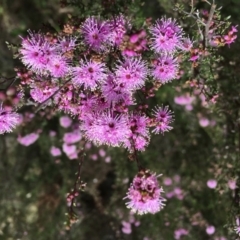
[63, 130, 82, 144]
[50, 146, 62, 157]
[59, 116, 72, 128]
[151, 55, 178, 84]
[109, 15, 130, 46]
[199, 117, 210, 127]
[57, 36, 77, 53]
[114, 57, 148, 90]
[228, 179, 237, 190]
[174, 94, 195, 106]
[207, 179, 217, 189]
[174, 228, 189, 240]
[17, 133, 39, 146]
[206, 225, 215, 235]
[19, 31, 57, 74]
[0, 104, 20, 134]
[149, 17, 183, 53]
[123, 113, 150, 151]
[105, 156, 111, 163]
[152, 105, 174, 134]
[47, 56, 69, 78]
[124, 170, 165, 215]
[83, 111, 131, 147]
[62, 143, 78, 160]
[72, 59, 107, 90]
[81, 17, 112, 51]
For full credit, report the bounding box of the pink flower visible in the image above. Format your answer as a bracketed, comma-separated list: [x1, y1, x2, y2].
[199, 117, 210, 127]
[152, 105, 174, 134]
[123, 114, 150, 151]
[124, 170, 165, 215]
[224, 25, 238, 46]
[50, 146, 62, 157]
[81, 17, 112, 51]
[163, 177, 172, 186]
[99, 149, 106, 157]
[115, 57, 148, 90]
[130, 34, 139, 43]
[109, 15, 130, 46]
[62, 143, 78, 160]
[149, 18, 183, 53]
[49, 131, 56, 137]
[214, 237, 227, 240]
[84, 111, 131, 147]
[190, 49, 200, 61]
[185, 105, 193, 111]
[85, 142, 92, 149]
[0, 104, 20, 134]
[207, 179, 217, 189]
[174, 228, 189, 239]
[174, 187, 184, 200]
[178, 37, 193, 51]
[63, 130, 82, 144]
[151, 55, 178, 84]
[17, 133, 39, 146]
[122, 49, 138, 57]
[206, 225, 215, 235]
[72, 59, 107, 90]
[101, 74, 132, 104]
[47, 56, 69, 78]
[19, 31, 57, 74]
[105, 156, 111, 163]
[30, 84, 58, 103]
[174, 95, 195, 106]
[228, 179, 237, 190]
[59, 116, 72, 128]
[121, 221, 132, 234]
[57, 36, 77, 53]
[166, 191, 175, 199]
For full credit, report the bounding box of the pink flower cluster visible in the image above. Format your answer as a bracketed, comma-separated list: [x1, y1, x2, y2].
[17, 16, 190, 151]
[17, 132, 39, 146]
[124, 170, 165, 214]
[15, 16, 192, 215]
[149, 18, 191, 83]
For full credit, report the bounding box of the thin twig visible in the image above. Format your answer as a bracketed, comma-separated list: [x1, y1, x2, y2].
[70, 152, 85, 210]
[34, 78, 72, 113]
[67, 149, 85, 228]
[205, 1, 216, 47]
[130, 137, 142, 171]
[0, 76, 16, 91]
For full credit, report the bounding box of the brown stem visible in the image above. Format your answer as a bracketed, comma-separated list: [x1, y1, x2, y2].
[0, 76, 16, 91]
[130, 137, 142, 171]
[69, 150, 85, 215]
[205, 1, 216, 48]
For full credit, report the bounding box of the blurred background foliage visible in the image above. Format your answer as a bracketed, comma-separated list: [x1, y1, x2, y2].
[0, 0, 240, 239]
